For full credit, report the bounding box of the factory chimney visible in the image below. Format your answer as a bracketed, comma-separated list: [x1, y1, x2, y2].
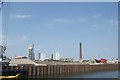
[80, 43, 82, 63]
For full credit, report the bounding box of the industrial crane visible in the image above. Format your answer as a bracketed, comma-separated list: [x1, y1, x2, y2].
[0, 0, 5, 61]
[0, 0, 7, 61]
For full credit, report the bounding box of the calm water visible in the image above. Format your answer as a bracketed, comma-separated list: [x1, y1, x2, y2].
[25, 70, 119, 78]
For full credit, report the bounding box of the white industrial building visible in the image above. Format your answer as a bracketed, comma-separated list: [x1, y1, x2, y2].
[55, 52, 60, 60]
[38, 52, 45, 61]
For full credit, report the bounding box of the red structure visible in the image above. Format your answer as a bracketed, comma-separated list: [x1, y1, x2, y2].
[95, 58, 107, 63]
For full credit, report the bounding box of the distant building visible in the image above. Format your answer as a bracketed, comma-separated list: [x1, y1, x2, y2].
[55, 52, 60, 60]
[60, 58, 75, 62]
[28, 44, 35, 60]
[51, 54, 53, 60]
[15, 56, 27, 59]
[107, 59, 118, 64]
[38, 52, 45, 61]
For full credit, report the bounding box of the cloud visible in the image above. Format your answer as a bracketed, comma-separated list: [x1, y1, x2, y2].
[10, 14, 32, 19]
[109, 20, 118, 27]
[0, 35, 27, 42]
[93, 14, 101, 19]
[107, 20, 118, 33]
[0, 35, 6, 40]
[16, 10, 27, 12]
[12, 35, 27, 42]
[53, 18, 71, 23]
[79, 18, 88, 23]
[95, 47, 111, 52]
[47, 23, 54, 26]
[91, 25, 99, 29]
[34, 45, 41, 52]
[46, 18, 71, 26]
[102, 48, 111, 51]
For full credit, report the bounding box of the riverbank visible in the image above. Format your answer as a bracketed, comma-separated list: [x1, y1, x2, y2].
[20, 63, 118, 77]
[25, 70, 119, 78]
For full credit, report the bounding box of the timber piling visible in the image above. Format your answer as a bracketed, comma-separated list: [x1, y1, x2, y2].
[22, 64, 118, 77]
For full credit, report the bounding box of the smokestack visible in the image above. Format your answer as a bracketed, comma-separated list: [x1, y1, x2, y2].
[80, 43, 82, 63]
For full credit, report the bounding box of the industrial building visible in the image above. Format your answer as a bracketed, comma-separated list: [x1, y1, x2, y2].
[60, 58, 75, 62]
[55, 52, 60, 60]
[38, 52, 45, 61]
[50, 52, 60, 61]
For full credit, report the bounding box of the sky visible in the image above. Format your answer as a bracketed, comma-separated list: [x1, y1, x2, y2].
[2, 0, 120, 2]
[1, 2, 118, 60]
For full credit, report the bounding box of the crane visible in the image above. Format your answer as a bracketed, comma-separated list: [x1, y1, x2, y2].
[0, 0, 9, 61]
[0, 0, 5, 61]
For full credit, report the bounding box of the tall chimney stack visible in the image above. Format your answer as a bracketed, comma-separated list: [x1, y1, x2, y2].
[80, 43, 82, 63]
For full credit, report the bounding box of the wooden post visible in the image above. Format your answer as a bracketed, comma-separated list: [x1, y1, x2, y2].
[36, 66, 39, 76]
[50, 65, 53, 75]
[40, 66, 43, 76]
[43, 66, 47, 75]
[33, 66, 36, 76]
[28, 66, 32, 76]
[53, 65, 56, 75]
[47, 65, 50, 75]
